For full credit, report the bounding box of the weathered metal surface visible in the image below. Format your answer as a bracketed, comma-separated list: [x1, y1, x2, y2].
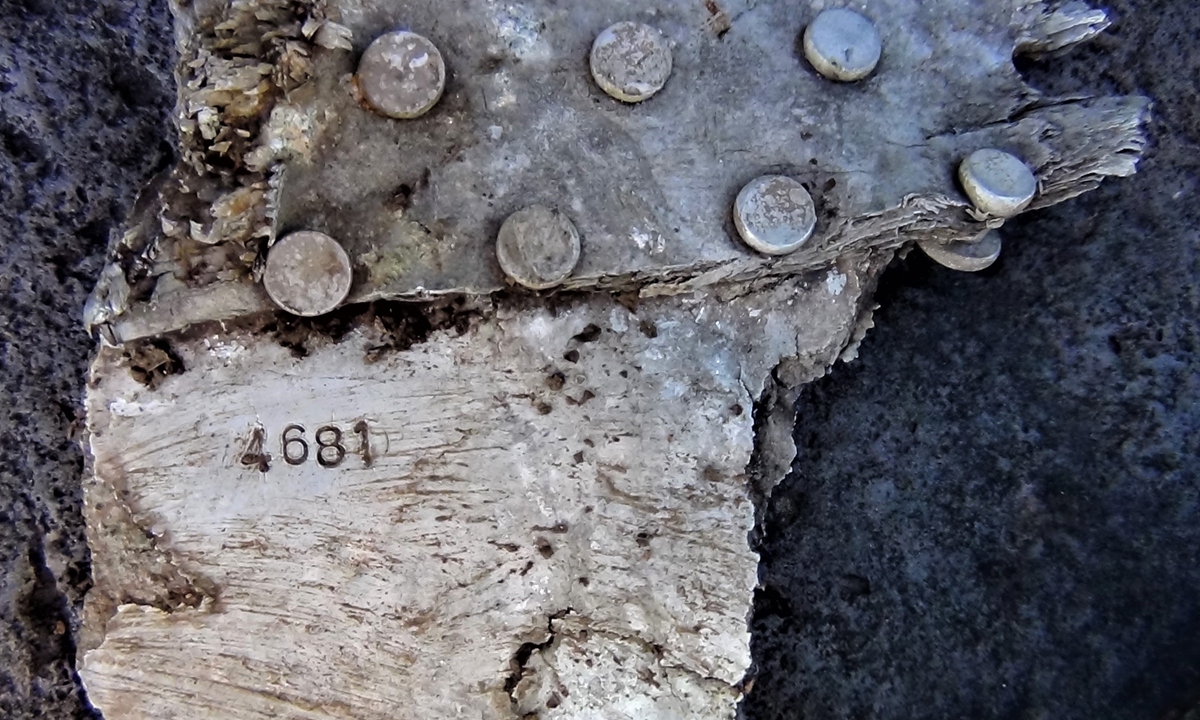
[77, 0, 1146, 718]
[82, 0, 1145, 344]
[80, 271, 873, 719]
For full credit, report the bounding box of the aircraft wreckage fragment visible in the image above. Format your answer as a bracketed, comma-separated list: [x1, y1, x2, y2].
[78, 1, 1145, 718]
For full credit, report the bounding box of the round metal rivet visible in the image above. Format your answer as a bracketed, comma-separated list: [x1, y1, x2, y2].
[958, 149, 1037, 218]
[357, 31, 446, 119]
[590, 22, 673, 103]
[917, 231, 1002, 273]
[263, 231, 353, 316]
[496, 205, 581, 290]
[733, 175, 817, 256]
[803, 8, 882, 82]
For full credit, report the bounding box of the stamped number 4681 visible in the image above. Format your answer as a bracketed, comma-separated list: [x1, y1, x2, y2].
[239, 421, 373, 471]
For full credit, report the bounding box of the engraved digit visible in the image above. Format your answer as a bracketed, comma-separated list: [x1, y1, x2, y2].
[282, 424, 308, 465]
[239, 425, 271, 472]
[315, 425, 346, 468]
[353, 420, 373, 467]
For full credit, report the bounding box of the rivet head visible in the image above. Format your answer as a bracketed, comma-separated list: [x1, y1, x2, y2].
[803, 8, 882, 82]
[590, 22, 673, 103]
[496, 205, 581, 290]
[263, 231, 353, 316]
[958, 149, 1037, 218]
[733, 176, 817, 256]
[357, 31, 446, 119]
[917, 231, 1002, 272]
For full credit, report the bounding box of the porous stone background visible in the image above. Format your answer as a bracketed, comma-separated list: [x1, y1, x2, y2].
[744, 0, 1200, 717]
[0, 1, 175, 717]
[0, 1, 1195, 719]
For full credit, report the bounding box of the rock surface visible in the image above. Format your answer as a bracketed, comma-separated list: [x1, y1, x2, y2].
[744, 0, 1200, 717]
[0, 1, 175, 718]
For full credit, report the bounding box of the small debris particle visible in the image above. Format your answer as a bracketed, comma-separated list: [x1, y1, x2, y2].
[386, 183, 414, 213]
[535, 537, 555, 558]
[563, 349, 581, 363]
[572, 451, 585, 464]
[638, 319, 658, 338]
[638, 666, 662, 688]
[123, 338, 185, 389]
[572, 323, 603, 343]
[571, 389, 596, 405]
[546, 371, 566, 391]
[578, 577, 590, 587]
[704, 0, 732, 37]
[732, 403, 744, 416]
[615, 292, 640, 314]
[532, 522, 570, 533]
[537, 401, 553, 415]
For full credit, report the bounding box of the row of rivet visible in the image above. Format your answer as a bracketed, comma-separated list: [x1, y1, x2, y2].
[263, 143, 1035, 314]
[261, 13, 1040, 315]
[355, 10, 881, 119]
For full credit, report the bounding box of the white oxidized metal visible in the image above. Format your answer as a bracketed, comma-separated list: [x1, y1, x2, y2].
[357, 30, 446, 119]
[589, 21, 673, 103]
[496, 205, 582, 290]
[81, 1, 1147, 343]
[918, 230, 1003, 273]
[733, 175, 818, 256]
[959, 148, 1039, 218]
[262, 230, 353, 316]
[76, 0, 1146, 718]
[803, 8, 883, 82]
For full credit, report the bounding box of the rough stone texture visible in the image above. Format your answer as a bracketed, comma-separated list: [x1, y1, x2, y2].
[0, 1, 175, 717]
[744, 0, 1200, 717]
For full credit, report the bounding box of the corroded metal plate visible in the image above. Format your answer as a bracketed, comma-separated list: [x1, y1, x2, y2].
[84, 0, 1144, 343]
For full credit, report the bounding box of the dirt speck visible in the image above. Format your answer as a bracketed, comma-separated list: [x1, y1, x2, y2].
[572, 323, 602, 343]
[123, 338, 185, 389]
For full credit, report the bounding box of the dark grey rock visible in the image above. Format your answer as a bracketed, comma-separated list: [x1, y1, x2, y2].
[744, 0, 1200, 717]
[0, 1, 174, 717]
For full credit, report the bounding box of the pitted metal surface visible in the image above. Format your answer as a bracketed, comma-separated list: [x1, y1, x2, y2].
[86, 0, 1145, 342]
[282, 0, 1026, 291]
[75, 2, 1151, 718]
